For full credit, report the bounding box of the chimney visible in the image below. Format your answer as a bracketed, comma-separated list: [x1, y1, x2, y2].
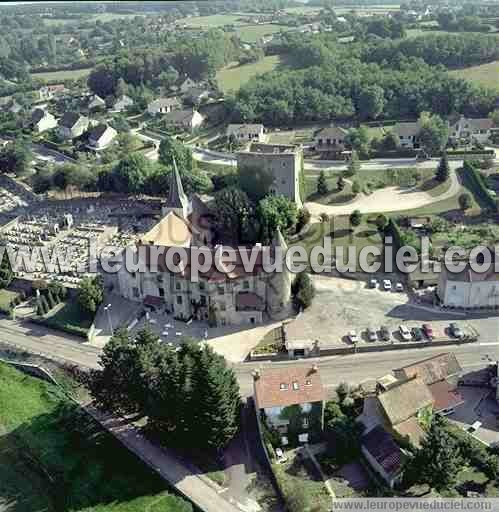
[252, 369, 260, 381]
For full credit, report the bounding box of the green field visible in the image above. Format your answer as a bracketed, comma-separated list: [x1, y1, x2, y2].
[38, 301, 94, 337]
[235, 24, 289, 43]
[216, 55, 283, 92]
[30, 67, 93, 82]
[0, 362, 191, 512]
[449, 60, 499, 91]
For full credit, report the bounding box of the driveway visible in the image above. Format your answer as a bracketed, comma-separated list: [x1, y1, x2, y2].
[305, 167, 461, 216]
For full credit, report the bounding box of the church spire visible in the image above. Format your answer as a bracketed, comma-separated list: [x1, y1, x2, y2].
[162, 156, 189, 219]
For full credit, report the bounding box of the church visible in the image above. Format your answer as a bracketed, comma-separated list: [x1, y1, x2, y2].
[116, 162, 292, 326]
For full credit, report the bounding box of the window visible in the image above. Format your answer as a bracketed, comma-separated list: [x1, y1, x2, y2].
[318, 138, 323, 146]
[302, 417, 309, 429]
[200, 295, 207, 306]
[243, 281, 249, 290]
[176, 295, 183, 305]
[157, 275, 164, 283]
[220, 303, 226, 311]
[280, 383, 288, 390]
[159, 288, 165, 297]
[292, 381, 299, 391]
[131, 271, 136, 278]
[175, 282, 181, 290]
[217, 285, 224, 295]
[199, 281, 205, 290]
[133, 287, 140, 298]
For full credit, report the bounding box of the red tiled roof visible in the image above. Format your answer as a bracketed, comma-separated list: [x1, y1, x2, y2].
[393, 353, 462, 385]
[254, 365, 326, 409]
[428, 381, 464, 412]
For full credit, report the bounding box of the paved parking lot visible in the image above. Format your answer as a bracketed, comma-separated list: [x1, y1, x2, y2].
[285, 275, 476, 348]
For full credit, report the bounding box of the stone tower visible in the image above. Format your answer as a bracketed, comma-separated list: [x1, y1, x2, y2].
[162, 157, 189, 219]
[266, 227, 292, 318]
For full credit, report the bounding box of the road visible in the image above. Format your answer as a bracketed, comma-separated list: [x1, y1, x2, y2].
[1, 318, 497, 398]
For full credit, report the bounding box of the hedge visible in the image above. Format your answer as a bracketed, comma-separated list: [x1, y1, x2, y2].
[462, 160, 497, 211]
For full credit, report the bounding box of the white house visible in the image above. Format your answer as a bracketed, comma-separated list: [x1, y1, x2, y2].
[87, 124, 117, 150]
[112, 95, 134, 112]
[147, 97, 182, 115]
[227, 124, 265, 143]
[31, 108, 57, 133]
[58, 112, 89, 139]
[438, 260, 499, 309]
[87, 94, 106, 111]
[162, 109, 205, 132]
[450, 115, 494, 144]
[392, 121, 422, 149]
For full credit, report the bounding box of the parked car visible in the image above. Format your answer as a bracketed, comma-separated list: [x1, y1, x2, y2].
[399, 324, 412, 341]
[348, 330, 359, 343]
[411, 327, 424, 341]
[422, 323, 434, 340]
[383, 279, 392, 291]
[380, 325, 391, 341]
[369, 278, 378, 289]
[366, 327, 377, 342]
[449, 323, 464, 339]
[275, 448, 288, 464]
[395, 282, 404, 292]
[467, 421, 482, 433]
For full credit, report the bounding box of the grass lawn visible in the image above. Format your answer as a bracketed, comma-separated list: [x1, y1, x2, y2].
[0, 289, 19, 314]
[216, 55, 283, 93]
[235, 24, 289, 43]
[449, 60, 499, 91]
[30, 67, 93, 82]
[39, 301, 94, 337]
[0, 362, 191, 512]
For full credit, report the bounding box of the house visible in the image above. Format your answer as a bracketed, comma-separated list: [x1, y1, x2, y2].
[38, 84, 66, 101]
[314, 125, 349, 154]
[31, 108, 57, 133]
[147, 97, 182, 115]
[112, 95, 134, 112]
[392, 121, 421, 149]
[179, 77, 197, 94]
[227, 124, 265, 143]
[162, 109, 205, 132]
[450, 115, 494, 144]
[438, 254, 499, 309]
[87, 94, 106, 111]
[116, 162, 292, 327]
[87, 124, 117, 151]
[361, 426, 406, 488]
[253, 365, 326, 445]
[184, 87, 210, 105]
[237, 143, 303, 207]
[58, 112, 89, 139]
[361, 354, 465, 447]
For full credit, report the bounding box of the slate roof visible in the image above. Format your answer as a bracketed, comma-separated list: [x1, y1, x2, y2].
[393, 353, 462, 385]
[149, 97, 181, 110]
[60, 112, 84, 129]
[254, 365, 326, 409]
[315, 125, 349, 140]
[164, 109, 198, 124]
[88, 124, 110, 141]
[392, 121, 421, 137]
[31, 108, 47, 124]
[428, 380, 464, 412]
[362, 426, 404, 478]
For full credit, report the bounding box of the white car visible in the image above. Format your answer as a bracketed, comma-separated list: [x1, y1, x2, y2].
[383, 279, 392, 291]
[348, 330, 359, 343]
[369, 279, 379, 289]
[275, 448, 288, 464]
[395, 283, 404, 292]
[399, 324, 411, 341]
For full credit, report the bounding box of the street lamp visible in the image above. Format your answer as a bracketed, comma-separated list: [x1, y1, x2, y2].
[104, 303, 114, 336]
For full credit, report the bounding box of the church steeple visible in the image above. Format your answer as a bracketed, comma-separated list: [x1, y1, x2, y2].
[163, 157, 189, 219]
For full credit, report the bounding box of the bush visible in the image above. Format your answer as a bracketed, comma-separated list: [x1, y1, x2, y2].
[291, 272, 315, 310]
[296, 208, 311, 233]
[459, 192, 472, 210]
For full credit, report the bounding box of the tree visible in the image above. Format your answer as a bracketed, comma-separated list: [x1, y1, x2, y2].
[0, 248, 13, 289]
[358, 85, 385, 120]
[419, 112, 449, 154]
[375, 214, 388, 231]
[257, 195, 297, 244]
[410, 416, 462, 492]
[0, 141, 32, 177]
[291, 272, 315, 310]
[349, 210, 362, 228]
[379, 131, 400, 151]
[158, 136, 193, 171]
[296, 208, 311, 233]
[77, 276, 104, 315]
[213, 187, 253, 244]
[459, 192, 471, 210]
[158, 66, 179, 90]
[352, 181, 361, 195]
[435, 152, 450, 183]
[238, 165, 274, 202]
[345, 151, 360, 176]
[337, 175, 345, 191]
[112, 154, 152, 193]
[317, 170, 328, 196]
[346, 127, 370, 156]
